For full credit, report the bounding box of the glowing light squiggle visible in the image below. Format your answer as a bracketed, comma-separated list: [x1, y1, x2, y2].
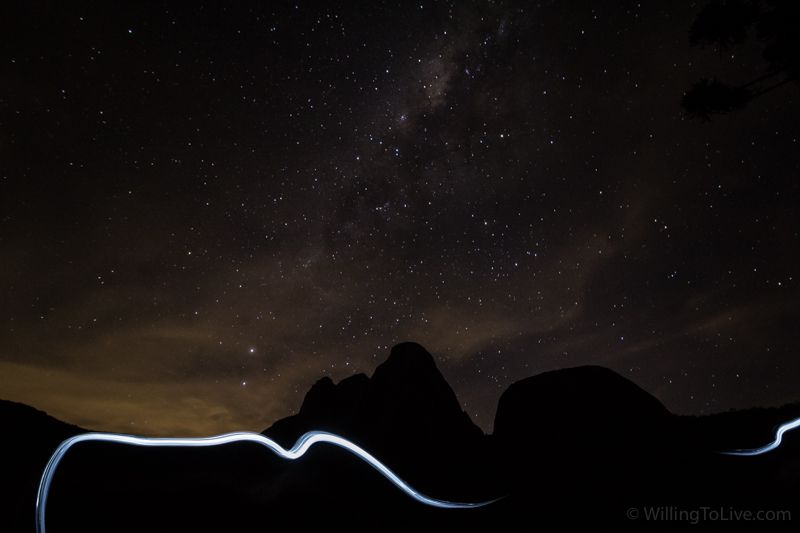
[721, 416, 800, 456]
[36, 431, 494, 533]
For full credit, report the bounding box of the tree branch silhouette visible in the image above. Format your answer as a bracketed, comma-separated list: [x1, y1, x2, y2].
[683, 0, 799, 120]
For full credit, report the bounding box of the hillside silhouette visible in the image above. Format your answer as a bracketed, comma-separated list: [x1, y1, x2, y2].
[1, 342, 799, 531]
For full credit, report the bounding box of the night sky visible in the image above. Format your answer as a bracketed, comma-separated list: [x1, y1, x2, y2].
[2, 1, 798, 436]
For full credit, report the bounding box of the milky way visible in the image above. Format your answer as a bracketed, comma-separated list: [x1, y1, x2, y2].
[1, 1, 798, 434]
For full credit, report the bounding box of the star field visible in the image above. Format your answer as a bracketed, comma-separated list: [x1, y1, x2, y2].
[1, 1, 799, 435]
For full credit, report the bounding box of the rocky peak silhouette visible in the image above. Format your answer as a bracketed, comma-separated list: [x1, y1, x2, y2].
[266, 342, 481, 449]
[264, 342, 488, 499]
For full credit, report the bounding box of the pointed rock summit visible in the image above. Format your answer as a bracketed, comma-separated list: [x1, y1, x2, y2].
[377, 341, 439, 375]
[264, 342, 486, 496]
[266, 342, 481, 449]
[366, 342, 478, 440]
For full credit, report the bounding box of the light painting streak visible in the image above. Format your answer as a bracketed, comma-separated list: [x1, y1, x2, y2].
[36, 431, 495, 533]
[720, 416, 800, 456]
[35, 414, 800, 531]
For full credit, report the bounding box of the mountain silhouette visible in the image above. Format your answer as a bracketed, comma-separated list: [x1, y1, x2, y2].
[492, 366, 688, 522]
[264, 342, 489, 498]
[494, 365, 680, 470]
[268, 342, 481, 445]
[0, 401, 85, 533]
[495, 365, 673, 447]
[2, 342, 799, 531]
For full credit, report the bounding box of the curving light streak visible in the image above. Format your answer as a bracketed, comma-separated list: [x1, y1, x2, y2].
[720, 416, 800, 456]
[36, 414, 799, 531]
[36, 431, 495, 533]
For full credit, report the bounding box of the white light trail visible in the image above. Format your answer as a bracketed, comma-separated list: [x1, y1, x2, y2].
[720, 416, 800, 456]
[35, 414, 800, 531]
[36, 431, 495, 533]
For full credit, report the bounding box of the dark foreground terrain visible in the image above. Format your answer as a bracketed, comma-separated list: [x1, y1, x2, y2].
[1, 342, 798, 531]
